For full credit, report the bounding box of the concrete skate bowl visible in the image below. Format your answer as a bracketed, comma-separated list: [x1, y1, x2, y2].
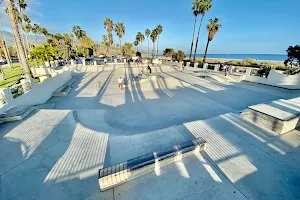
[103, 75, 205, 133]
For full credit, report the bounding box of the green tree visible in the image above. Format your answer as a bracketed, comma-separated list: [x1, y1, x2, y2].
[189, 2, 199, 61]
[173, 50, 186, 62]
[115, 22, 125, 52]
[56, 45, 71, 60]
[284, 45, 300, 66]
[145, 29, 150, 57]
[156, 25, 163, 57]
[203, 18, 222, 63]
[4, 0, 31, 78]
[81, 36, 94, 49]
[29, 44, 56, 67]
[101, 35, 109, 55]
[150, 29, 158, 59]
[122, 42, 134, 56]
[193, 0, 212, 62]
[163, 48, 175, 57]
[63, 33, 72, 46]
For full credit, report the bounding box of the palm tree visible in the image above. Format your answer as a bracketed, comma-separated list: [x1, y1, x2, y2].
[22, 23, 31, 51]
[5, 0, 31, 78]
[104, 18, 114, 55]
[115, 22, 125, 53]
[133, 40, 139, 52]
[40, 27, 48, 42]
[189, 2, 199, 61]
[32, 23, 39, 43]
[22, 14, 31, 50]
[156, 25, 163, 57]
[17, 0, 28, 56]
[145, 29, 150, 57]
[0, 4, 12, 67]
[136, 32, 144, 54]
[203, 18, 222, 63]
[150, 29, 158, 60]
[193, 0, 212, 62]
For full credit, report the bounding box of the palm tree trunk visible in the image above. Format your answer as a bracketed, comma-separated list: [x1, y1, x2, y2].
[25, 32, 30, 52]
[152, 42, 155, 60]
[147, 37, 149, 57]
[156, 35, 159, 57]
[119, 38, 122, 55]
[189, 16, 197, 61]
[203, 39, 210, 63]
[35, 34, 37, 43]
[193, 15, 204, 62]
[5, 0, 31, 78]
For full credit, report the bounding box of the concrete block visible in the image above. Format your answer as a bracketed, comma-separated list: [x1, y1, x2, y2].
[98, 137, 206, 191]
[241, 102, 300, 134]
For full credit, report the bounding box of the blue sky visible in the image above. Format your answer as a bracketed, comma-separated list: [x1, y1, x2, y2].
[1, 0, 300, 54]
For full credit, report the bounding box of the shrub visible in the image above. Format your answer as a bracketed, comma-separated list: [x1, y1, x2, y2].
[227, 60, 241, 65]
[240, 58, 258, 66]
[197, 60, 203, 67]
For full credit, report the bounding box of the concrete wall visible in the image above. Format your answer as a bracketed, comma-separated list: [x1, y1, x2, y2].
[31, 67, 55, 77]
[0, 69, 72, 113]
[242, 68, 300, 89]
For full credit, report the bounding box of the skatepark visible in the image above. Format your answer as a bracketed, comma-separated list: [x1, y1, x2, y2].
[0, 63, 300, 200]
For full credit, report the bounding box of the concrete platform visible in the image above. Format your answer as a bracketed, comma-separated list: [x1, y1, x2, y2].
[241, 98, 300, 134]
[0, 102, 55, 123]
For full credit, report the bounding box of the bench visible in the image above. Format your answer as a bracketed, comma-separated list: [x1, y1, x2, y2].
[98, 137, 206, 191]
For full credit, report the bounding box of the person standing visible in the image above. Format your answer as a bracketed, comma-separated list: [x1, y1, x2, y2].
[118, 77, 124, 90]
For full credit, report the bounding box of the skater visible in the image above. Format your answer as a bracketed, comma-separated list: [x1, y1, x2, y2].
[147, 65, 152, 74]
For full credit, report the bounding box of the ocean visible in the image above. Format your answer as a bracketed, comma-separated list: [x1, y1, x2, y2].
[191, 54, 286, 61]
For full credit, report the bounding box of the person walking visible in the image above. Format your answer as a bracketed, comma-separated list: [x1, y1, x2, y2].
[224, 63, 228, 76]
[118, 77, 124, 90]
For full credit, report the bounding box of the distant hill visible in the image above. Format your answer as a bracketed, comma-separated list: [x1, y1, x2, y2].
[2, 30, 45, 46]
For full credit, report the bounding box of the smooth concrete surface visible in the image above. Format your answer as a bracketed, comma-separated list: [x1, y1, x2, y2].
[1, 64, 300, 200]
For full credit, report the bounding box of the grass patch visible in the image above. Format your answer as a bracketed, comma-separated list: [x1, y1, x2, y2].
[0, 63, 24, 88]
